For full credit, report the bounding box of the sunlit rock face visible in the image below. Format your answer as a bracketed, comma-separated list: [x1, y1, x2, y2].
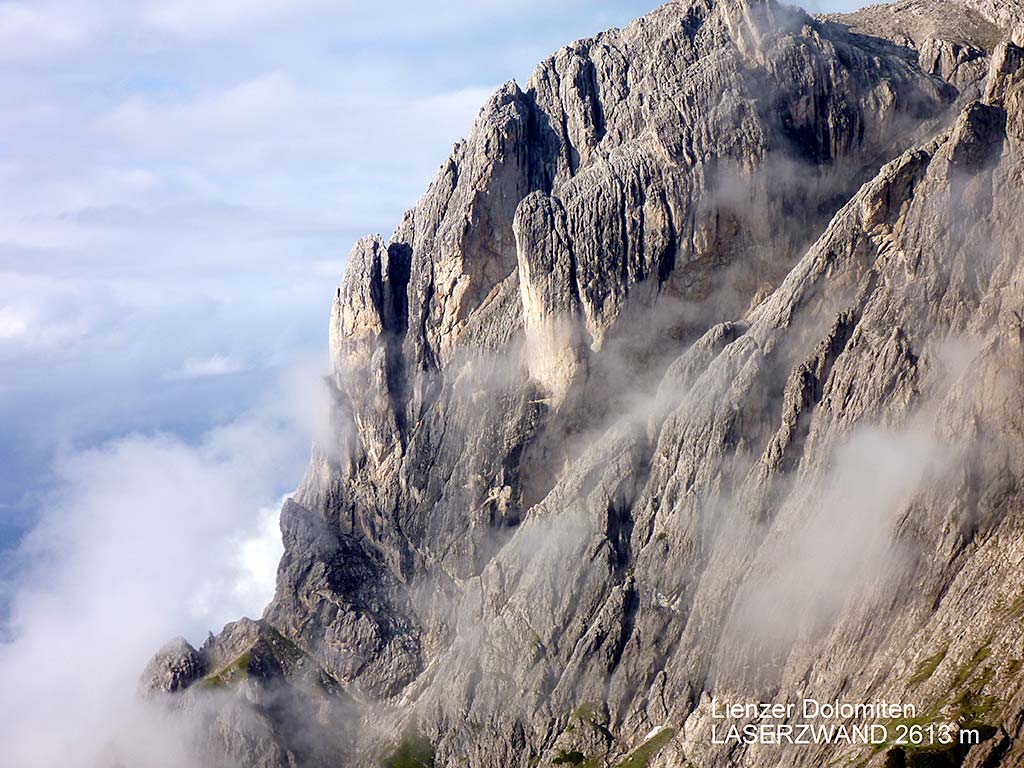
[144, 1, 1024, 766]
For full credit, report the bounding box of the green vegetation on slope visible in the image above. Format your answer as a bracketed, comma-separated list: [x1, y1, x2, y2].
[951, 641, 991, 689]
[553, 750, 585, 765]
[195, 651, 252, 690]
[382, 732, 434, 768]
[616, 728, 676, 768]
[909, 645, 949, 687]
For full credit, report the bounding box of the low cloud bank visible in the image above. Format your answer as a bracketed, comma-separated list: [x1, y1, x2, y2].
[0, 364, 335, 767]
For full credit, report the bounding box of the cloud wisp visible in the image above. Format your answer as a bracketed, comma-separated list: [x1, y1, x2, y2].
[0, 363, 340, 767]
[164, 354, 246, 381]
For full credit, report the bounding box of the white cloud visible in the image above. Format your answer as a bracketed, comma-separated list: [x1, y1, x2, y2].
[142, 0, 316, 38]
[98, 73, 299, 154]
[189, 497, 285, 618]
[0, 301, 93, 350]
[165, 353, 245, 380]
[0, 2, 92, 61]
[231, 501, 285, 605]
[0, 370, 316, 767]
[0, 305, 30, 340]
[799, 0, 869, 11]
[732, 424, 958, 649]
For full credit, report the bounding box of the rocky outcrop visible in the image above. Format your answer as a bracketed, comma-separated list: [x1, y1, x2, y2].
[145, 1, 1024, 766]
[141, 638, 206, 694]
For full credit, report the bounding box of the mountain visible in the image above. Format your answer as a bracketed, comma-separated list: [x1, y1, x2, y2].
[142, 1, 1024, 766]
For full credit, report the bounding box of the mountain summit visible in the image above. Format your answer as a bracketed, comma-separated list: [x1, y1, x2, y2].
[144, 1, 1024, 766]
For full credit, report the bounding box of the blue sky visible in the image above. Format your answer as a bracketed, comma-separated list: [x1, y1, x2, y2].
[0, 0, 865, 764]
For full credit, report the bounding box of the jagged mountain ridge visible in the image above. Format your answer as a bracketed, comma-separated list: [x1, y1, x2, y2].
[143, 1, 1024, 766]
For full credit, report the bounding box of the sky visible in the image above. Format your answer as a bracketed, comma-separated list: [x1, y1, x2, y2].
[0, 0, 865, 765]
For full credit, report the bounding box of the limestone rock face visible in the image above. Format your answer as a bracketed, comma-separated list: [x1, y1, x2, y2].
[140, 637, 205, 694]
[145, 1, 1024, 766]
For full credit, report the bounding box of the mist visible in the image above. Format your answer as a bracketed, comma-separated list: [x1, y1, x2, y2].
[0, 362, 342, 767]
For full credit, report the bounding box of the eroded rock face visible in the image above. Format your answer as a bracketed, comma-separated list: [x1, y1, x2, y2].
[141, 638, 205, 694]
[145, 1, 1024, 766]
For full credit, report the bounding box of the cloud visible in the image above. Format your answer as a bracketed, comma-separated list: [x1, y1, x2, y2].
[729, 423, 958, 653]
[164, 353, 246, 380]
[0, 368, 319, 767]
[0, 300, 93, 351]
[798, 0, 870, 11]
[190, 497, 285, 620]
[97, 73, 299, 155]
[0, 2, 92, 61]
[0, 305, 30, 340]
[141, 0, 330, 38]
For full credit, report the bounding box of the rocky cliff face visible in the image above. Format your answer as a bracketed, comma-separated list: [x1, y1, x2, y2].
[143, 1, 1024, 766]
